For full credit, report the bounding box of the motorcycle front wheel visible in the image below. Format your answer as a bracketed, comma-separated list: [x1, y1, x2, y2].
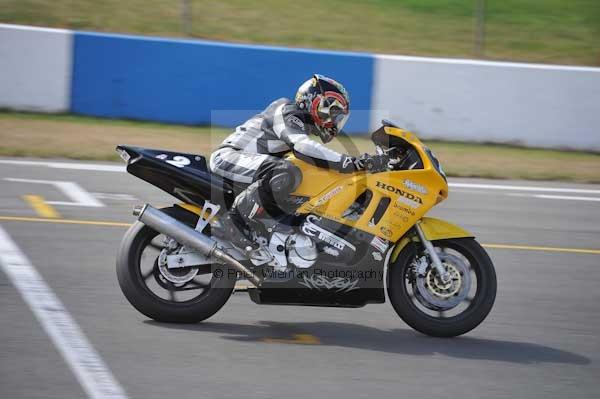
[387, 237, 496, 337]
[116, 206, 236, 323]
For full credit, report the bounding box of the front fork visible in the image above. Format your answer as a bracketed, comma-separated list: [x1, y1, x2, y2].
[414, 222, 451, 283]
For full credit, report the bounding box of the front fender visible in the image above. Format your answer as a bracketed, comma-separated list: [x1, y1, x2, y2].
[390, 217, 473, 263]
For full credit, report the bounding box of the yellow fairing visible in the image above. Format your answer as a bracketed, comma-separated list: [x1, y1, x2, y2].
[289, 126, 449, 243]
[179, 126, 463, 252]
[418, 217, 472, 240]
[390, 217, 473, 262]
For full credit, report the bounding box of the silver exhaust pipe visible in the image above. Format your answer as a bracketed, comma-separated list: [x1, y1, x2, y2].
[133, 204, 261, 286]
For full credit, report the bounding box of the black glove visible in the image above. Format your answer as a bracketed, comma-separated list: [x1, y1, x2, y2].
[355, 153, 370, 171]
[364, 154, 390, 173]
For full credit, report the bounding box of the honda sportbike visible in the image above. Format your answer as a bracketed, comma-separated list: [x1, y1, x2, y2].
[116, 120, 496, 337]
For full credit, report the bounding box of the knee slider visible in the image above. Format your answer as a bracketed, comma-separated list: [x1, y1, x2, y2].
[268, 163, 302, 194]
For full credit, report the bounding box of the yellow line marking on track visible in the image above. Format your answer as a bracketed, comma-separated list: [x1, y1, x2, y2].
[22, 195, 61, 219]
[0, 215, 131, 227]
[0, 215, 599, 255]
[234, 283, 252, 291]
[483, 243, 600, 255]
[263, 334, 321, 345]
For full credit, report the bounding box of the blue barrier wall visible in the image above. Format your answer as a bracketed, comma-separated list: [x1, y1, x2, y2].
[71, 32, 374, 133]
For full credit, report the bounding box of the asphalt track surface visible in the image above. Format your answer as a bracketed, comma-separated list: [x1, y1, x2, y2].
[0, 157, 599, 399]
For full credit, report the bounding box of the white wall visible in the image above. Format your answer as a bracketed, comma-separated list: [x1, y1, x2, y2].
[371, 55, 600, 151]
[0, 24, 72, 112]
[2, 23, 599, 151]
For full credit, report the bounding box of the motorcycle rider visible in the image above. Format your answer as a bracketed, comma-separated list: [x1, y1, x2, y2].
[209, 74, 365, 250]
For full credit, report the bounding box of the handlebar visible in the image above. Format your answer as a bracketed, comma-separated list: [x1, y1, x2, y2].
[361, 146, 419, 173]
[363, 154, 390, 173]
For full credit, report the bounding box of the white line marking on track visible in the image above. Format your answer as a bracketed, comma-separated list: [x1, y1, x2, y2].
[0, 226, 128, 399]
[92, 193, 138, 201]
[449, 182, 600, 195]
[0, 159, 125, 172]
[534, 194, 600, 202]
[5, 178, 104, 207]
[509, 193, 600, 202]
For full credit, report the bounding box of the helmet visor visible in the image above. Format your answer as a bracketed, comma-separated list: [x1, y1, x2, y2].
[332, 109, 350, 133]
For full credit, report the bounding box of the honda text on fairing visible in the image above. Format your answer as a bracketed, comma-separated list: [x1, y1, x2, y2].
[115, 120, 496, 337]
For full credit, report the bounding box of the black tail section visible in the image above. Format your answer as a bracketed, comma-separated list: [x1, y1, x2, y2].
[116, 145, 238, 207]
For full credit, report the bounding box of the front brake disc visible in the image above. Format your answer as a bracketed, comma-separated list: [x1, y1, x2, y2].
[414, 252, 471, 311]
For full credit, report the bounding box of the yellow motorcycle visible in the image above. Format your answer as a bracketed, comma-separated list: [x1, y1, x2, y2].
[116, 120, 496, 337]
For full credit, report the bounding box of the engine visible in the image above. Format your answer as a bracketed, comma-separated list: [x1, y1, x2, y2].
[286, 233, 318, 268]
[266, 215, 356, 271]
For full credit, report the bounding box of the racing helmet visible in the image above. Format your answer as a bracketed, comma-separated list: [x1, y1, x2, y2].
[295, 74, 350, 143]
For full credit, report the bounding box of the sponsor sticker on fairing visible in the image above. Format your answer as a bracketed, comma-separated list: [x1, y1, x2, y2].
[403, 179, 428, 194]
[323, 246, 340, 257]
[393, 202, 416, 215]
[370, 236, 389, 253]
[397, 195, 422, 209]
[301, 215, 356, 251]
[380, 226, 393, 238]
[376, 181, 423, 209]
[314, 186, 343, 206]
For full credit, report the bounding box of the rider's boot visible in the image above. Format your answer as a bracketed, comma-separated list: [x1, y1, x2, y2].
[221, 181, 265, 251]
[219, 210, 255, 251]
[222, 165, 301, 251]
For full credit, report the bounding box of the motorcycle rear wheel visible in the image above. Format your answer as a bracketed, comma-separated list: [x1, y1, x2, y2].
[116, 206, 236, 323]
[387, 237, 496, 337]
